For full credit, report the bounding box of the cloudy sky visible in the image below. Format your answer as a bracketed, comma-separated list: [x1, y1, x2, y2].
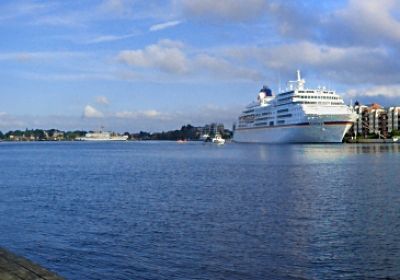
[1, 0, 400, 132]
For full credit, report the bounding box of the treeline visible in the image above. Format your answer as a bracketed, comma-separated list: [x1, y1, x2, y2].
[0, 129, 86, 141]
[0, 124, 233, 141]
[131, 124, 232, 141]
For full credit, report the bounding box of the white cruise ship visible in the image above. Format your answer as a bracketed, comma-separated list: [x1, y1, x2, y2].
[78, 131, 128, 141]
[233, 71, 357, 143]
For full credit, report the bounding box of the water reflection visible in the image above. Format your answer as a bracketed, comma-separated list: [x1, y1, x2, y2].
[252, 144, 347, 164]
[248, 143, 400, 164]
[348, 143, 400, 154]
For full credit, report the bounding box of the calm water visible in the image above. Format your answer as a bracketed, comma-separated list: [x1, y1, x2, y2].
[0, 141, 399, 280]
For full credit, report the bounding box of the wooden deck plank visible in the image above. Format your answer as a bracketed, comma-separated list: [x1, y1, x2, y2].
[0, 248, 64, 280]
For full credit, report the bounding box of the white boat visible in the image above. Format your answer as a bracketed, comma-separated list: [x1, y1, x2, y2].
[212, 134, 225, 144]
[233, 70, 357, 143]
[200, 134, 210, 141]
[78, 131, 128, 141]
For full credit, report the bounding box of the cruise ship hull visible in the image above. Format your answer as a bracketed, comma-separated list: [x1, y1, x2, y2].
[233, 121, 353, 143]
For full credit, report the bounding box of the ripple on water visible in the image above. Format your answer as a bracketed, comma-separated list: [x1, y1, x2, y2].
[0, 142, 399, 279]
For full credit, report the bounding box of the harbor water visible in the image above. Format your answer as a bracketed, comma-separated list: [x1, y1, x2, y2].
[0, 142, 399, 279]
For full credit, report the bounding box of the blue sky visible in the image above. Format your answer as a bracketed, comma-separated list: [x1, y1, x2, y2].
[1, 0, 400, 132]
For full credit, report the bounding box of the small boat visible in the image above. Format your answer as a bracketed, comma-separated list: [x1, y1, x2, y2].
[200, 134, 210, 141]
[212, 134, 225, 144]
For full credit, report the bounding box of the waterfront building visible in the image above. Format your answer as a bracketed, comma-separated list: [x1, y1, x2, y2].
[353, 103, 399, 138]
[388, 107, 400, 133]
[353, 104, 369, 137]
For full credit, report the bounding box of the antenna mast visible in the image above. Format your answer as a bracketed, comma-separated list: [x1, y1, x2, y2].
[278, 72, 282, 93]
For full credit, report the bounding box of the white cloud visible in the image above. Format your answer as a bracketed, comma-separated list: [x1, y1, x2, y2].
[0, 113, 26, 128]
[347, 85, 400, 98]
[263, 0, 400, 48]
[98, 0, 134, 17]
[331, 0, 400, 44]
[24, 72, 115, 82]
[222, 41, 400, 85]
[115, 110, 170, 120]
[33, 14, 84, 27]
[178, 0, 267, 22]
[117, 39, 188, 74]
[84, 32, 138, 44]
[0, 2, 52, 22]
[195, 54, 263, 81]
[149, 20, 182, 32]
[83, 105, 104, 118]
[0, 51, 85, 62]
[96, 96, 110, 105]
[116, 39, 263, 81]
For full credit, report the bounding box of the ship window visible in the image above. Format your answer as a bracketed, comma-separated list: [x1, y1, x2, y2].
[277, 120, 285, 124]
[277, 114, 292, 118]
[279, 90, 294, 96]
[255, 122, 267, 126]
[277, 109, 289, 113]
[243, 109, 254, 114]
[269, 121, 274, 126]
[256, 116, 273, 121]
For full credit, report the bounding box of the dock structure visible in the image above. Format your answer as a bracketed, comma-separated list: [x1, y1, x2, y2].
[0, 248, 64, 280]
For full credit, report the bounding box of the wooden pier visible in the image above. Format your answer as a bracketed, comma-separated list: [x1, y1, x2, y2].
[0, 248, 64, 280]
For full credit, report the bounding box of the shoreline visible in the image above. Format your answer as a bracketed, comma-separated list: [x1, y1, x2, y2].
[346, 138, 399, 144]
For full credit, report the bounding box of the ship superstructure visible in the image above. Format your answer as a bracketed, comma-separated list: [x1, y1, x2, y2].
[233, 71, 357, 143]
[78, 130, 128, 141]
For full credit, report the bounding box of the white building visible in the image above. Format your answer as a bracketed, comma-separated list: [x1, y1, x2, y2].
[353, 103, 389, 138]
[387, 107, 400, 133]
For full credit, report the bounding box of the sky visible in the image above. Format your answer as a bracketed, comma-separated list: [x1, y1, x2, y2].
[1, 0, 400, 132]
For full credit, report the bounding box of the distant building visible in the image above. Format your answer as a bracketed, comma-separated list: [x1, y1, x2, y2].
[353, 104, 369, 136]
[388, 107, 400, 133]
[353, 103, 398, 138]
